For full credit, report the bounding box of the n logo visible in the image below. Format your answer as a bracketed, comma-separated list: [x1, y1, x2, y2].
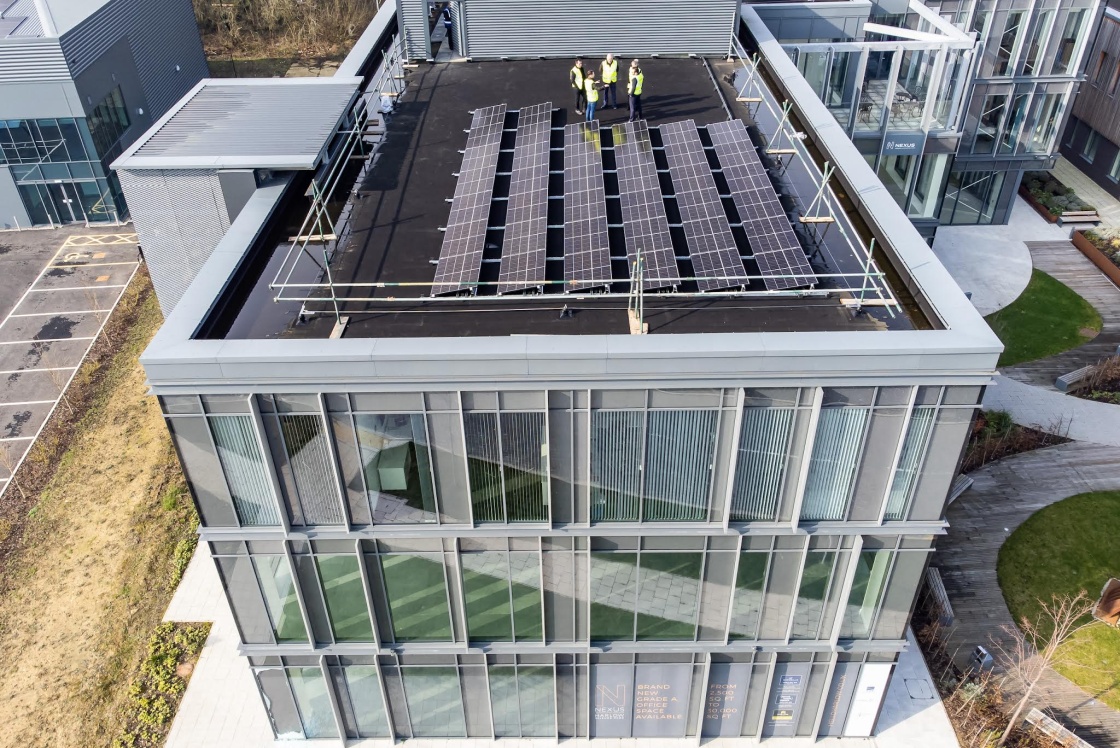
[596, 684, 627, 708]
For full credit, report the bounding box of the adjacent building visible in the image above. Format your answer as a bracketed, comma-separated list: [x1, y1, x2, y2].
[1060, 1, 1120, 196]
[0, 0, 207, 229]
[119, 0, 1000, 743]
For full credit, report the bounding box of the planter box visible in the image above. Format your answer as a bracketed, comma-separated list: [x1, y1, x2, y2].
[1018, 185, 1059, 223]
[1072, 230, 1120, 288]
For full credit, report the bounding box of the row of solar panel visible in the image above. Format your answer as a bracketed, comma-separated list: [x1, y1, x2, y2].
[433, 108, 816, 296]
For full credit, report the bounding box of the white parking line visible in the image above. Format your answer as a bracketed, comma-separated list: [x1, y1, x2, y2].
[31, 285, 129, 292]
[0, 366, 76, 375]
[7, 309, 115, 318]
[0, 436, 34, 442]
[0, 337, 97, 345]
[51, 261, 139, 269]
[0, 400, 60, 406]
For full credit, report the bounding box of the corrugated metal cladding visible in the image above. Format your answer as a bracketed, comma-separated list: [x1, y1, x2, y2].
[456, 0, 739, 58]
[0, 39, 67, 81]
[1, 0, 44, 37]
[125, 82, 358, 168]
[399, 0, 432, 60]
[59, 0, 207, 118]
[118, 168, 231, 316]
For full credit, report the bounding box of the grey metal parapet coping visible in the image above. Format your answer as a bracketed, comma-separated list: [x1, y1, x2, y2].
[740, 4, 1001, 352]
[111, 77, 363, 172]
[335, 0, 398, 78]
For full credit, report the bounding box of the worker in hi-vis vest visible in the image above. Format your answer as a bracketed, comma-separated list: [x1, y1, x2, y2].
[628, 59, 644, 122]
[570, 58, 586, 115]
[584, 69, 601, 122]
[599, 54, 619, 109]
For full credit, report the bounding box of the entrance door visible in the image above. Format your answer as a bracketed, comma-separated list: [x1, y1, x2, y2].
[45, 182, 84, 223]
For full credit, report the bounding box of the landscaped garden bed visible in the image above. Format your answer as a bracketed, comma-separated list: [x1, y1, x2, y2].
[1072, 355, 1120, 405]
[961, 409, 1069, 474]
[1019, 171, 1096, 223]
[1073, 229, 1120, 287]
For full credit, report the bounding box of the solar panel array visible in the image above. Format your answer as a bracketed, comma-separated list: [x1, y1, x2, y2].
[659, 120, 747, 292]
[432, 104, 507, 296]
[612, 120, 680, 291]
[707, 119, 816, 291]
[498, 103, 552, 293]
[563, 121, 612, 291]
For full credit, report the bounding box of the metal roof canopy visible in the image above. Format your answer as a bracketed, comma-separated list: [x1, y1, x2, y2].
[112, 78, 363, 171]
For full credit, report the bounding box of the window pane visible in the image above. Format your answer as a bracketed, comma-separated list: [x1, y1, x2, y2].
[884, 407, 936, 520]
[636, 552, 701, 640]
[343, 666, 391, 737]
[402, 667, 466, 737]
[732, 407, 794, 521]
[57, 118, 87, 161]
[1051, 9, 1086, 74]
[1022, 11, 1053, 74]
[461, 551, 513, 641]
[288, 667, 339, 738]
[510, 550, 544, 640]
[254, 556, 307, 643]
[758, 551, 800, 639]
[500, 411, 548, 522]
[840, 550, 892, 639]
[256, 668, 303, 738]
[316, 555, 374, 641]
[279, 414, 344, 525]
[729, 552, 768, 639]
[355, 413, 436, 524]
[167, 417, 238, 527]
[590, 552, 637, 639]
[644, 410, 717, 521]
[590, 411, 642, 521]
[211, 416, 280, 526]
[489, 666, 520, 736]
[790, 551, 835, 640]
[464, 412, 504, 522]
[873, 551, 929, 639]
[802, 407, 868, 521]
[381, 554, 451, 641]
[216, 555, 273, 644]
[518, 666, 555, 737]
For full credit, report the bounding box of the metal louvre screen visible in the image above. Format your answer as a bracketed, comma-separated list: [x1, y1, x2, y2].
[644, 410, 717, 521]
[209, 416, 280, 526]
[731, 407, 795, 521]
[399, 0, 432, 60]
[590, 411, 643, 522]
[801, 408, 869, 521]
[458, 0, 739, 59]
[279, 414, 344, 525]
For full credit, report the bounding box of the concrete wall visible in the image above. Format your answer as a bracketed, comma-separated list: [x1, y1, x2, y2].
[0, 166, 32, 230]
[0, 79, 83, 119]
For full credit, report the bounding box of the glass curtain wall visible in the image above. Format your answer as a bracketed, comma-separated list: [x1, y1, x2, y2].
[801, 390, 872, 521]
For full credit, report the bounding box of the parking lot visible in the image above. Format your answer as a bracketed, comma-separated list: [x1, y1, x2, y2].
[0, 231, 140, 496]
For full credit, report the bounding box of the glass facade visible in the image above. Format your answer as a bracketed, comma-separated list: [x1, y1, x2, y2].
[168, 384, 978, 741]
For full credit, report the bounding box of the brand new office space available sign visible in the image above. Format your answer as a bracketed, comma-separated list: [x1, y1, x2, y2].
[590, 664, 691, 737]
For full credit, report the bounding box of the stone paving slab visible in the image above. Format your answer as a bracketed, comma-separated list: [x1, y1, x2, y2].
[1051, 156, 1120, 228]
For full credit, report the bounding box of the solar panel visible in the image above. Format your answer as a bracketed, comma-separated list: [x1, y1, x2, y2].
[432, 104, 507, 296]
[563, 121, 611, 292]
[707, 119, 816, 291]
[611, 120, 680, 291]
[498, 102, 553, 294]
[659, 120, 747, 292]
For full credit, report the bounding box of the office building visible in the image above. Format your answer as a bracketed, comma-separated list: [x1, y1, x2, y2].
[118, 1, 1000, 742]
[0, 0, 207, 229]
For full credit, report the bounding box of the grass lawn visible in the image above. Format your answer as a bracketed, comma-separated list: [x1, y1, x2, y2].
[997, 491, 1120, 710]
[984, 268, 1102, 367]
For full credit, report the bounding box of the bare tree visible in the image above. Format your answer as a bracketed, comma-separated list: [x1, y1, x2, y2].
[992, 591, 1099, 746]
[0, 443, 25, 499]
[41, 350, 75, 415]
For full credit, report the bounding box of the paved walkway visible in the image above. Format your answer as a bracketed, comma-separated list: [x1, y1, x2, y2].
[932, 196, 1068, 316]
[938, 441, 1120, 747]
[984, 375, 1120, 446]
[1003, 241, 1120, 390]
[1052, 156, 1120, 228]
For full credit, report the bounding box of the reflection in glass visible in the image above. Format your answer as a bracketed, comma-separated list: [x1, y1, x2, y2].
[355, 414, 437, 524]
[253, 555, 307, 643]
[994, 11, 1024, 76]
[590, 552, 701, 641]
[340, 666, 391, 737]
[840, 550, 892, 639]
[288, 667, 339, 738]
[380, 554, 452, 641]
[402, 667, 467, 737]
[210, 415, 280, 526]
[464, 412, 549, 523]
[489, 666, 556, 737]
[590, 552, 637, 639]
[316, 555, 374, 641]
[461, 551, 543, 641]
[790, 551, 835, 640]
[728, 552, 768, 639]
[1023, 11, 1054, 74]
[1051, 10, 1086, 75]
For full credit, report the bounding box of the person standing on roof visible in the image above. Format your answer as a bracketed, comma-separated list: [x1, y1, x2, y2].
[600, 54, 619, 109]
[628, 59, 644, 122]
[570, 58, 586, 115]
[584, 69, 600, 122]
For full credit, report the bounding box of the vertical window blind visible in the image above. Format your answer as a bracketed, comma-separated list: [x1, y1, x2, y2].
[643, 410, 717, 521]
[279, 414, 344, 525]
[731, 407, 795, 521]
[801, 407, 869, 521]
[209, 415, 280, 526]
[884, 407, 936, 520]
[464, 412, 549, 523]
[590, 411, 643, 521]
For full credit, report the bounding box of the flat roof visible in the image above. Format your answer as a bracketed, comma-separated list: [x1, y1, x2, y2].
[112, 78, 363, 171]
[0, 0, 44, 37]
[202, 57, 916, 341]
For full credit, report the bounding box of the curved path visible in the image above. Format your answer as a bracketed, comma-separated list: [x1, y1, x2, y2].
[938, 441, 1120, 747]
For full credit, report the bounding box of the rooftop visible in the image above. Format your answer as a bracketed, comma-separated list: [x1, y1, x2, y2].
[200, 57, 918, 341]
[0, 0, 44, 38]
[113, 78, 363, 172]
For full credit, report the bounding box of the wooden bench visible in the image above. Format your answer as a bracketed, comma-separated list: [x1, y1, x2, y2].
[924, 567, 955, 627]
[947, 473, 973, 504]
[1056, 365, 1095, 392]
[1058, 210, 1102, 226]
[1023, 708, 1095, 748]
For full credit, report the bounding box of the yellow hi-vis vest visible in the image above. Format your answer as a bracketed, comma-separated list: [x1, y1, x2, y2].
[601, 59, 618, 83]
[571, 66, 584, 89]
[629, 71, 644, 96]
[585, 78, 599, 103]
